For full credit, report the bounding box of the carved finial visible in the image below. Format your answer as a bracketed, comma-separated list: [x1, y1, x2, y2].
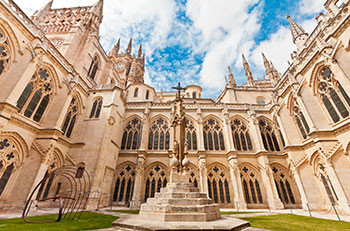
[90, 0, 104, 18]
[126, 38, 132, 54]
[228, 65, 236, 87]
[138, 44, 142, 58]
[242, 54, 255, 86]
[287, 15, 308, 51]
[111, 38, 120, 56]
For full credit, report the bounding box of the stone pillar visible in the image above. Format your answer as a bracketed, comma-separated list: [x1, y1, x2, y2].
[295, 95, 317, 131]
[325, 160, 350, 213]
[198, 153, 208, 194]
[290, 163, 309, 210]
[139, 112, 150, 150]
[247, 109, 264, 152]
[130, 153, 146, 209]
[228, 155, 247, 209]
[223, 114, 234, 151]
[257, 155, 284, 210]
[276, 115, 291, 146]
[197, 114, 205, 151]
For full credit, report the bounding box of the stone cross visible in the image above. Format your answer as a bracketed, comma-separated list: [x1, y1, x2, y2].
[172, 82, 185, 99]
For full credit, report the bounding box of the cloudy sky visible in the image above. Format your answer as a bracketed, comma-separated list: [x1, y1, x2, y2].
[15, 0, 324, 98]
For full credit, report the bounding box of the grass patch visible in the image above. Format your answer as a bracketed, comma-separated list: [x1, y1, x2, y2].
[241, 214, 350, 231]
[221, 211, 263, 215]
[0, 211, 118, 231]
[107, 209, 140, 214]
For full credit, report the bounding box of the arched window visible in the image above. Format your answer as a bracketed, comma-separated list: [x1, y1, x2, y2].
[231, 118, 253, 151]
[258, 119, 281, 152]
[185, 118, 197, 150]
[203, 118, 225, 151]
[188, 166, 199, 189]
[0, 137, 20, 196]
[17, 68, 54, 122]
[256, 97, 265, 105]
[113, 164, 135, 204]
[314, 159, 338, 205]
[121, 118, 142, 150]
[89, 98, 103, 118]
[36, 162, 58, 201]
[144, 164, 167, 201]
[134, 88, 138, 97]
[271, 166, 297, 206]
[148, 118, 170, 150]
[317, 67, 350, 123]
[87, 55, 98, 80]
[192, 92, 197, 98]
[0, 27, 11, 77]
[61, 97, 79, 138]
[145, 90, 149, 100]
[207, 165, 231, 204]
[292, 103, 310, 139]
[240, 165, 264, 206]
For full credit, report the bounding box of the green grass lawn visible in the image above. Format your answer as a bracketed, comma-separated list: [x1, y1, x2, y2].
[107, 209, 140, 214]
[221, 211, 263, 215]
[0, 211, 118, 231]
[241, 214, 350, 231]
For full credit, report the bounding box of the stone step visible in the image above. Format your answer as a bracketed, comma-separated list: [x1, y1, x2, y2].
[154, 192, 208, 199]
[146, 197, 213, 206]
[140, 204, 220, 214]
[139, 211, 221, 222]
[160, 187, 199, 193]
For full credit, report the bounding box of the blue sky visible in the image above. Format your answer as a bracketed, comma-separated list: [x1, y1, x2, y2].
[17, 0, 324, 98]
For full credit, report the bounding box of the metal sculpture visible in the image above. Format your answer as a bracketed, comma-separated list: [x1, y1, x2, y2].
[22, 163, 91, 223]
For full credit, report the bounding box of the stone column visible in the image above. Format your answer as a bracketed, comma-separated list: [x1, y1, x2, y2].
[223, 114, 234, 151]
[198, 153, 208, 194]
[247, 108, 264, 152]
[228, 155, 246, 209]
[325, 160, 350, 213]
[290, 163, 309, 210]
[257, 155, 284, 210]
[139, 111, 150, 150]
[130, 153, 146, 209]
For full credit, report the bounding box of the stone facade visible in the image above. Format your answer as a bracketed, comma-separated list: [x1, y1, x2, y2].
[0, 0, 350, 215]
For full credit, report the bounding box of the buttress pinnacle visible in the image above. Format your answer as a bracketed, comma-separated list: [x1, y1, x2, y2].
[126, 38, 132, 54]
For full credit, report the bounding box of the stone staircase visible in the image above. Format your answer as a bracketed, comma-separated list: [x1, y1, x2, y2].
[139, 182, 221, 222]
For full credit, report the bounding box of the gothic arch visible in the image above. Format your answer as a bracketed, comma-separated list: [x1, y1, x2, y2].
[148, 116, 170, 150]
[144, 162, 169, 201]
[257, 116, 283, 152]
[71, 90, 85, 110]
[0, 18, 21, 59]
[124, 114, 142, 123]
[202, 116, 225, 151]
[89, 96, 103, 119]
[37, 61, 61, 91]
[185, 116, 198, 151]
[207, 162, 232, 206]
[0, 131, 28, 165]
[309, 61, 326, 93]
[187, 163, 199, 188]
[120, 116, 142, 150]
[230, 116, 253, 151]
[202, 114, 224, 124]
[112, 162, 136, 204]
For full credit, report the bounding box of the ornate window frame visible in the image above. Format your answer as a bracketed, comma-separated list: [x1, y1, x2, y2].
[121, 117, 142, 150]
[203, 117, 225, 151]
[230, 117, 253, 151]
[207, 164, 232, 205]
[148, 117, 170, 150]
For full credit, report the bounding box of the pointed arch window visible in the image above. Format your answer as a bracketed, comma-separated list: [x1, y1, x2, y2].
[292, 103, 310, 139]
[316, 162, 338, 205]
[0, 137, 20, 197]
[0, 28, 11, 77]
[207, 165, 231, 204]
[61, 97, 79, 138]
[231, 119, 253, 151]
[185, 119, 197, 150]
[87, 55, 98, 80]
[240, 166, 263, 205]
[148, 118, 170, 150]
[188, 167, 199, 189]
[89, 98, 103, 118]
[203, 118, 225, 151]
[258, 119, 281, 152]
[121, 118, 142, 150]
[271, 166, 297, 206]
[145, 90, 149, 100]
[317, 67, 350, 123]
[144, 164, 167, 201]
[134, 88, 139, 97]
[17, 68, 54, 122]
[113, 164, 135, 204]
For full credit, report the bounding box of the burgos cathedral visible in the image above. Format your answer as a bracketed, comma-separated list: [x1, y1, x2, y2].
[0, 0, 350, 215]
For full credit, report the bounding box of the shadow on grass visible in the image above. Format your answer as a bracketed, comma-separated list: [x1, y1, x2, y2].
[0, 211, 118, 231]
[241, 214, 350, 231]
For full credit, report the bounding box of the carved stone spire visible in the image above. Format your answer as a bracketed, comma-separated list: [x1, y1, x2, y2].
[90, 0, 103, 18]
[287, 15, 308, 51]
[138, 44, 142, 58]
[126, 38, 132, 54]
[262, 52, 271, 75]
[31, 0, 53, 24]
[111, 38, 120, 57]
[228, 66, 236, 87]
[261, 52, 279, 84]
[242, 54, 255, 86]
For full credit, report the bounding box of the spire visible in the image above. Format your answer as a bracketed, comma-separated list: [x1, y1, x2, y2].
[242, 54, 255, 86]
[287, 15, 308, 51]
[90, 0, 103, 18]
[126, 38, 132, 54]
[138, 44, 142, 58]
[32, 0, 53, 22]
[228, 66, 236, 87]
[225, 75, 228, 86]
[261, 52, 272, 76]
[111, 38, 120, 56]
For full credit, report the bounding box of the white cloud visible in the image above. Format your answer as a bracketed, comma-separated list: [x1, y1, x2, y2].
[299, 0, 325, 15]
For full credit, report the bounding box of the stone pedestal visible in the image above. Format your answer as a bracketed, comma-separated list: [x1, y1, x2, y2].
[139, 182, 221, 222]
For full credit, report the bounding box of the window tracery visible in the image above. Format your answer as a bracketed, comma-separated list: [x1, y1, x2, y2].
[61, 97, 79, 138]
[271, 166, 297, 206]
[113, 164, 135, 204]
[188, 166, 199, 189]
[314, 158, 338, 205]
[89, 98, 103, 118]
[203, 118, 225, 151]
[317, 67, 350, 123]
[207, 165, 231, 204]
[17, 67, 54, 122]
[121, 118, 142, 150]
[231, 118, 253, 151]
[292, 103, 310, 139]
[87, 55, 98, 80]
[185, 118, 197, 150]
[240, 165, 263, 205]
[0, 137, 20, 196]
[0, 28, 10, 77]
[148, 118, 170, 150]
[258, 119, 281, 152]
[144, 164, 167, 201]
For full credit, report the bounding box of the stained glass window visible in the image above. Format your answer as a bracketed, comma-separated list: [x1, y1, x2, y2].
[113, 164, 135, 204]
[207, 165, 231, 205]
[121, 118, 142, 150]
[144, 164, 167, 201]
[258, 119, 281, 152]
[231, 119, 253, 151]
[148, 119, 170, 150]
[62, 97, 79, 138]
[203, 119, 225, 151]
